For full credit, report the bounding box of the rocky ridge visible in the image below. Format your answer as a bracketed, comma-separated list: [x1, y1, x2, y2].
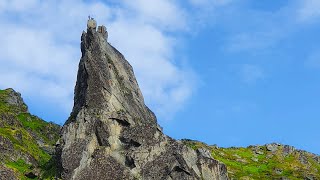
[57, 19, 228, 180]
[184, 140, 320, 179]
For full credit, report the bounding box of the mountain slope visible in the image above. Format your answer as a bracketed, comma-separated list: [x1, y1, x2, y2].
[183, 139, 320, 180]
[0, 88, 60, 180]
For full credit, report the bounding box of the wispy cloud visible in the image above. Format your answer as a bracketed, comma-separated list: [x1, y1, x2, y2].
[223, 6, 296, 52]
[222, 0, 320, 53]
[108, 8, 195, 119]
[0, 0, 199, 122]
[122, 0, 187, 30]
[3, 0, 315, 123]
[297, 0, 320, 22]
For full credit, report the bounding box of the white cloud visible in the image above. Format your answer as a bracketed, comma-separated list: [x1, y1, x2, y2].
[104, 1, 195, 120]
[297, 0, 320, 22]
[0, 0, 196, 123]
[0, 0, 38, 12]
[108, 18, 195, 119]
[122, 0, 187, 30]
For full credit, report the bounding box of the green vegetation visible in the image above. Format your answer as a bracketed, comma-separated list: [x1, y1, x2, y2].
[0, 89, 60, 179]
[6, 159, 32, 174]
[5, 159, 34, 180]
[183, 139, 320, 179]
[17, 113, 59, 145]
[41, 157, 59, 180]
[0, 89, 28, 114]
[0, 89, 11, 113]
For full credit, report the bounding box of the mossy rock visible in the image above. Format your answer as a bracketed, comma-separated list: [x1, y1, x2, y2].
[0, 88, 60, 179]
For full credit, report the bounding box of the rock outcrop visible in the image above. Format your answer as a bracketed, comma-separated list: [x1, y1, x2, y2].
[4, 88, 28, 113]
[58, 19, 228, 180]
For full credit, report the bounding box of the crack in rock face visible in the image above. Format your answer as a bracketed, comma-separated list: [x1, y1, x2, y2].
[57, 19, 229, 180]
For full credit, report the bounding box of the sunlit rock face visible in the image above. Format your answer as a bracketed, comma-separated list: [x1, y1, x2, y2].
[58, 19, 228, 180]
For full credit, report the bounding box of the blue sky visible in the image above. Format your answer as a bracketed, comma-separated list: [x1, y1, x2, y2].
[0, 0, 320, 154]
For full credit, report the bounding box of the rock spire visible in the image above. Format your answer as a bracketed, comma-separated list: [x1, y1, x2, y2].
[58, 20, 228, 180]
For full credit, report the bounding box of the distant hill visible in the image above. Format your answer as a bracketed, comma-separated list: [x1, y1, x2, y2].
[0, 88, 60, 179]
[183, 139, 320, 179]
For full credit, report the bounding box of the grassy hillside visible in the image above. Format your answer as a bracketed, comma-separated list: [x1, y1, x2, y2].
[183, 139, 320, 180]
[0, 89, 60, 179]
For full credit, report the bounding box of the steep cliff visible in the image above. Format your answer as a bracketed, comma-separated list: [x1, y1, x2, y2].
[0, 88, 60, 179]
[57, 19, 228, 180]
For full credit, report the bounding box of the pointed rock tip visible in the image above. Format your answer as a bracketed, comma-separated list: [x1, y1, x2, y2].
[86, 18, 108, 40]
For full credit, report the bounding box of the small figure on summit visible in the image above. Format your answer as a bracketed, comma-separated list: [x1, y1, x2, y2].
[87, 15, 97, 30]
[88, 15, 94, 20]
[86, 17, 108, 40]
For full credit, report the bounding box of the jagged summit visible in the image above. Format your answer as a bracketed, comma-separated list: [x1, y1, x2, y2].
[67, 18, 149, 126]
[58, 20, 228, 179]
[86, 17, 108, 39]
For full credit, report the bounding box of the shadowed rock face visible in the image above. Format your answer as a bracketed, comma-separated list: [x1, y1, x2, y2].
[58, 19, 228, 180]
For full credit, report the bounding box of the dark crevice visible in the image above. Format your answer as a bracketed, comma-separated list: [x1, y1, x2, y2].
[119, 137, 141, 148]
[172, 166, 191, 176]
[102, 86, 111, 94]
[95, 120, 109, 146]
[25, 172, 37, 179]
[125, 156, 136, 169]
[109, 118, 130, 127]
[95, 128, 103, 146]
